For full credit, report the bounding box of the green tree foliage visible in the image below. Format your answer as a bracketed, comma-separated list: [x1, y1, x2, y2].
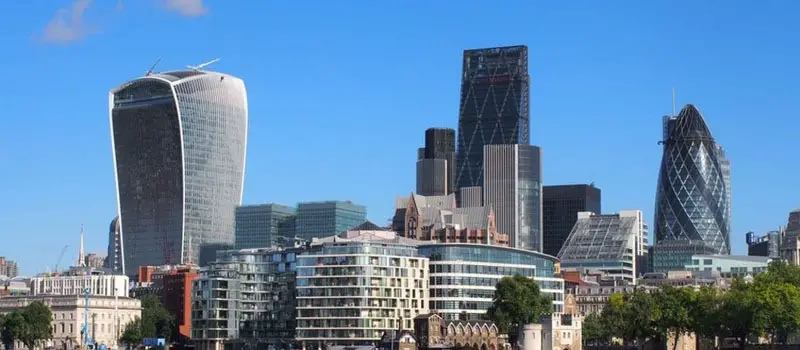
[0, 301, 53, 350]
[585, 262, 800, 349]
[120, 317, 143, 345]
[120, 296, 175, 345]
[651, 285, 695, 350]
[599, 293, 626, 343]
[18, 301, 54, 350]
[581, 312, 606, 345]
[0, 311, 24, 350]
[486, 275, 552, 342]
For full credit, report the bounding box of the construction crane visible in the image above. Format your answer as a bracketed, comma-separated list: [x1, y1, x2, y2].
[54, 245, 69, 275]
[187, 58, 220, 71]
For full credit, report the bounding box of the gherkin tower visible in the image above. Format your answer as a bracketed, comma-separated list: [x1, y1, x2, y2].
[653, 104, 731, 270]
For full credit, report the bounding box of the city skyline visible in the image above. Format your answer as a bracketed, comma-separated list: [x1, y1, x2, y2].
[3, 1, 799, 274]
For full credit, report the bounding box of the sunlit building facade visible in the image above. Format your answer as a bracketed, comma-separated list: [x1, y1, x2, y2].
[418, 243, 563, 321]
[652, 104, 730, 272]
[109, 70, 248, 270]
[295, 229, 428, 347]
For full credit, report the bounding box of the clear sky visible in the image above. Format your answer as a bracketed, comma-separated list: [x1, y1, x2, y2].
[2, 0, 799, 275]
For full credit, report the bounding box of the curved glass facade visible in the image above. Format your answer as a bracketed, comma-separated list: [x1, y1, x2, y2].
[654, 104, 730, 255]
[418, 244, 563, 321]
[110, 71, 248, 270]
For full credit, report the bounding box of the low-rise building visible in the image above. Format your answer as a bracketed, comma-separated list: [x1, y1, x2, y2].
[0, 294, 140, 349]
[684, 254, 770, 278]
[30, 269, 129, 298]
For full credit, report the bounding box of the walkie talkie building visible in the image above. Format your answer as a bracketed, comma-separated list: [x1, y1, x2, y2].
[653, 104, 730, 271]
[109, 69, 248, 272]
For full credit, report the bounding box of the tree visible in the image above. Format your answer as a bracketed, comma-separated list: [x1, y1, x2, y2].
[0, 311, 25, 350]
[600, 293, 627, 344]
[486, 275, 552, 344]
[756, 261, 800, 287]
[652, 285, 695, 350]
[690, 286, 724, 343]
[751, 281, 800, 345]
[17, 301, 53, 350]
[122, 296, 175, 345]
[120, 317, 143, 345]
[623, 289, 658, 347]
[720, 279, 760, 349]
[582, 312, 606, 346]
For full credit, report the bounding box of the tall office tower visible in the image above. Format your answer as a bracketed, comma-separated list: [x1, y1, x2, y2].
[105, 216, 125, 274]
[109, 69, 248, 270]
[296, 201, 367, 240]
[234, 203, 296, 249]
[0, 257, 18, 278]
[558, 210, 647, 284]
[782, 210, 800, 264]
[717, 145, 732, 239]
[483, 144, 542, 251]
[416, 128, 456, 196]
[542, 184, 602, 257]
[456, 45, 530, 195]
[652, 104, 730, 272]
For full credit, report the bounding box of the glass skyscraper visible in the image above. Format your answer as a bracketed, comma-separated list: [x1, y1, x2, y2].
[109, 69, 248, 270]
[456, 46, 530, 192]
[653, 104, 730, 271]
[295, 201, 367, 240]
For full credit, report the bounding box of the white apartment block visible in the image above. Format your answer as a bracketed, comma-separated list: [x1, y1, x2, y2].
[295, 229, 429, 347]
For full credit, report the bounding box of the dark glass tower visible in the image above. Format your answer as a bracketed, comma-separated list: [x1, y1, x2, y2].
[542, 184, 601, 257]
[110, 70, 248, 270]
[652, 104, 731, 271]
[456, 46, 530, 192]
[416, 128, 456, 195]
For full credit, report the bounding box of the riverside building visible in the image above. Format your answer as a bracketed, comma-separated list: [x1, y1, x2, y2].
[295, 227, 428, 348]
[418, 243, 564, 320]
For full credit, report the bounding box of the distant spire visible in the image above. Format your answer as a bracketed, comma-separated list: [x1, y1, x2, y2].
[78, 225, 86, 267]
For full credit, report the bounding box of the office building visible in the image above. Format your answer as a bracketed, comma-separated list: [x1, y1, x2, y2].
[192, 247, 305, 350]
[0, 295, 141, 349]
[30, 272, 130, 298]
[418, 243, 564, 320]
[781, 209, 800, 264]
[84, 253, 106, 268]
[746, 230, 783, 259]
[0, 257, 18, 278]
[456, 45, 530, 193]
[105, 216, 124, 274]
[416, 128, 456, 196]
[685, 255, 770, 278]
[459, 186, 483, 207]
[558, 210, 647, 283]
[109, 69, 248, 269]
[234, 203, 296, 249]
[295, 229, 428, 347]
[542, 184, 601, 257]
[653, 104, 731, 272]
[296, 201, 367, 240]
[483, 144, 542, 251]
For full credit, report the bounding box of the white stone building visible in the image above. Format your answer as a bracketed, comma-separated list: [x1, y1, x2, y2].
[0, 295, 141, 349]
[30, 273, 129, 297]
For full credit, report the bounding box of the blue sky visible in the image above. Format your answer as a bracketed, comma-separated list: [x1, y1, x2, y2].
[1, 0, 799, 275]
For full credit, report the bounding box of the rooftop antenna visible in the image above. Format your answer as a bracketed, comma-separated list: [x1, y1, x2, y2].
[672, 87, 676, 116]
[145, 57, 161, 76]
[187, 58, 220, 71]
